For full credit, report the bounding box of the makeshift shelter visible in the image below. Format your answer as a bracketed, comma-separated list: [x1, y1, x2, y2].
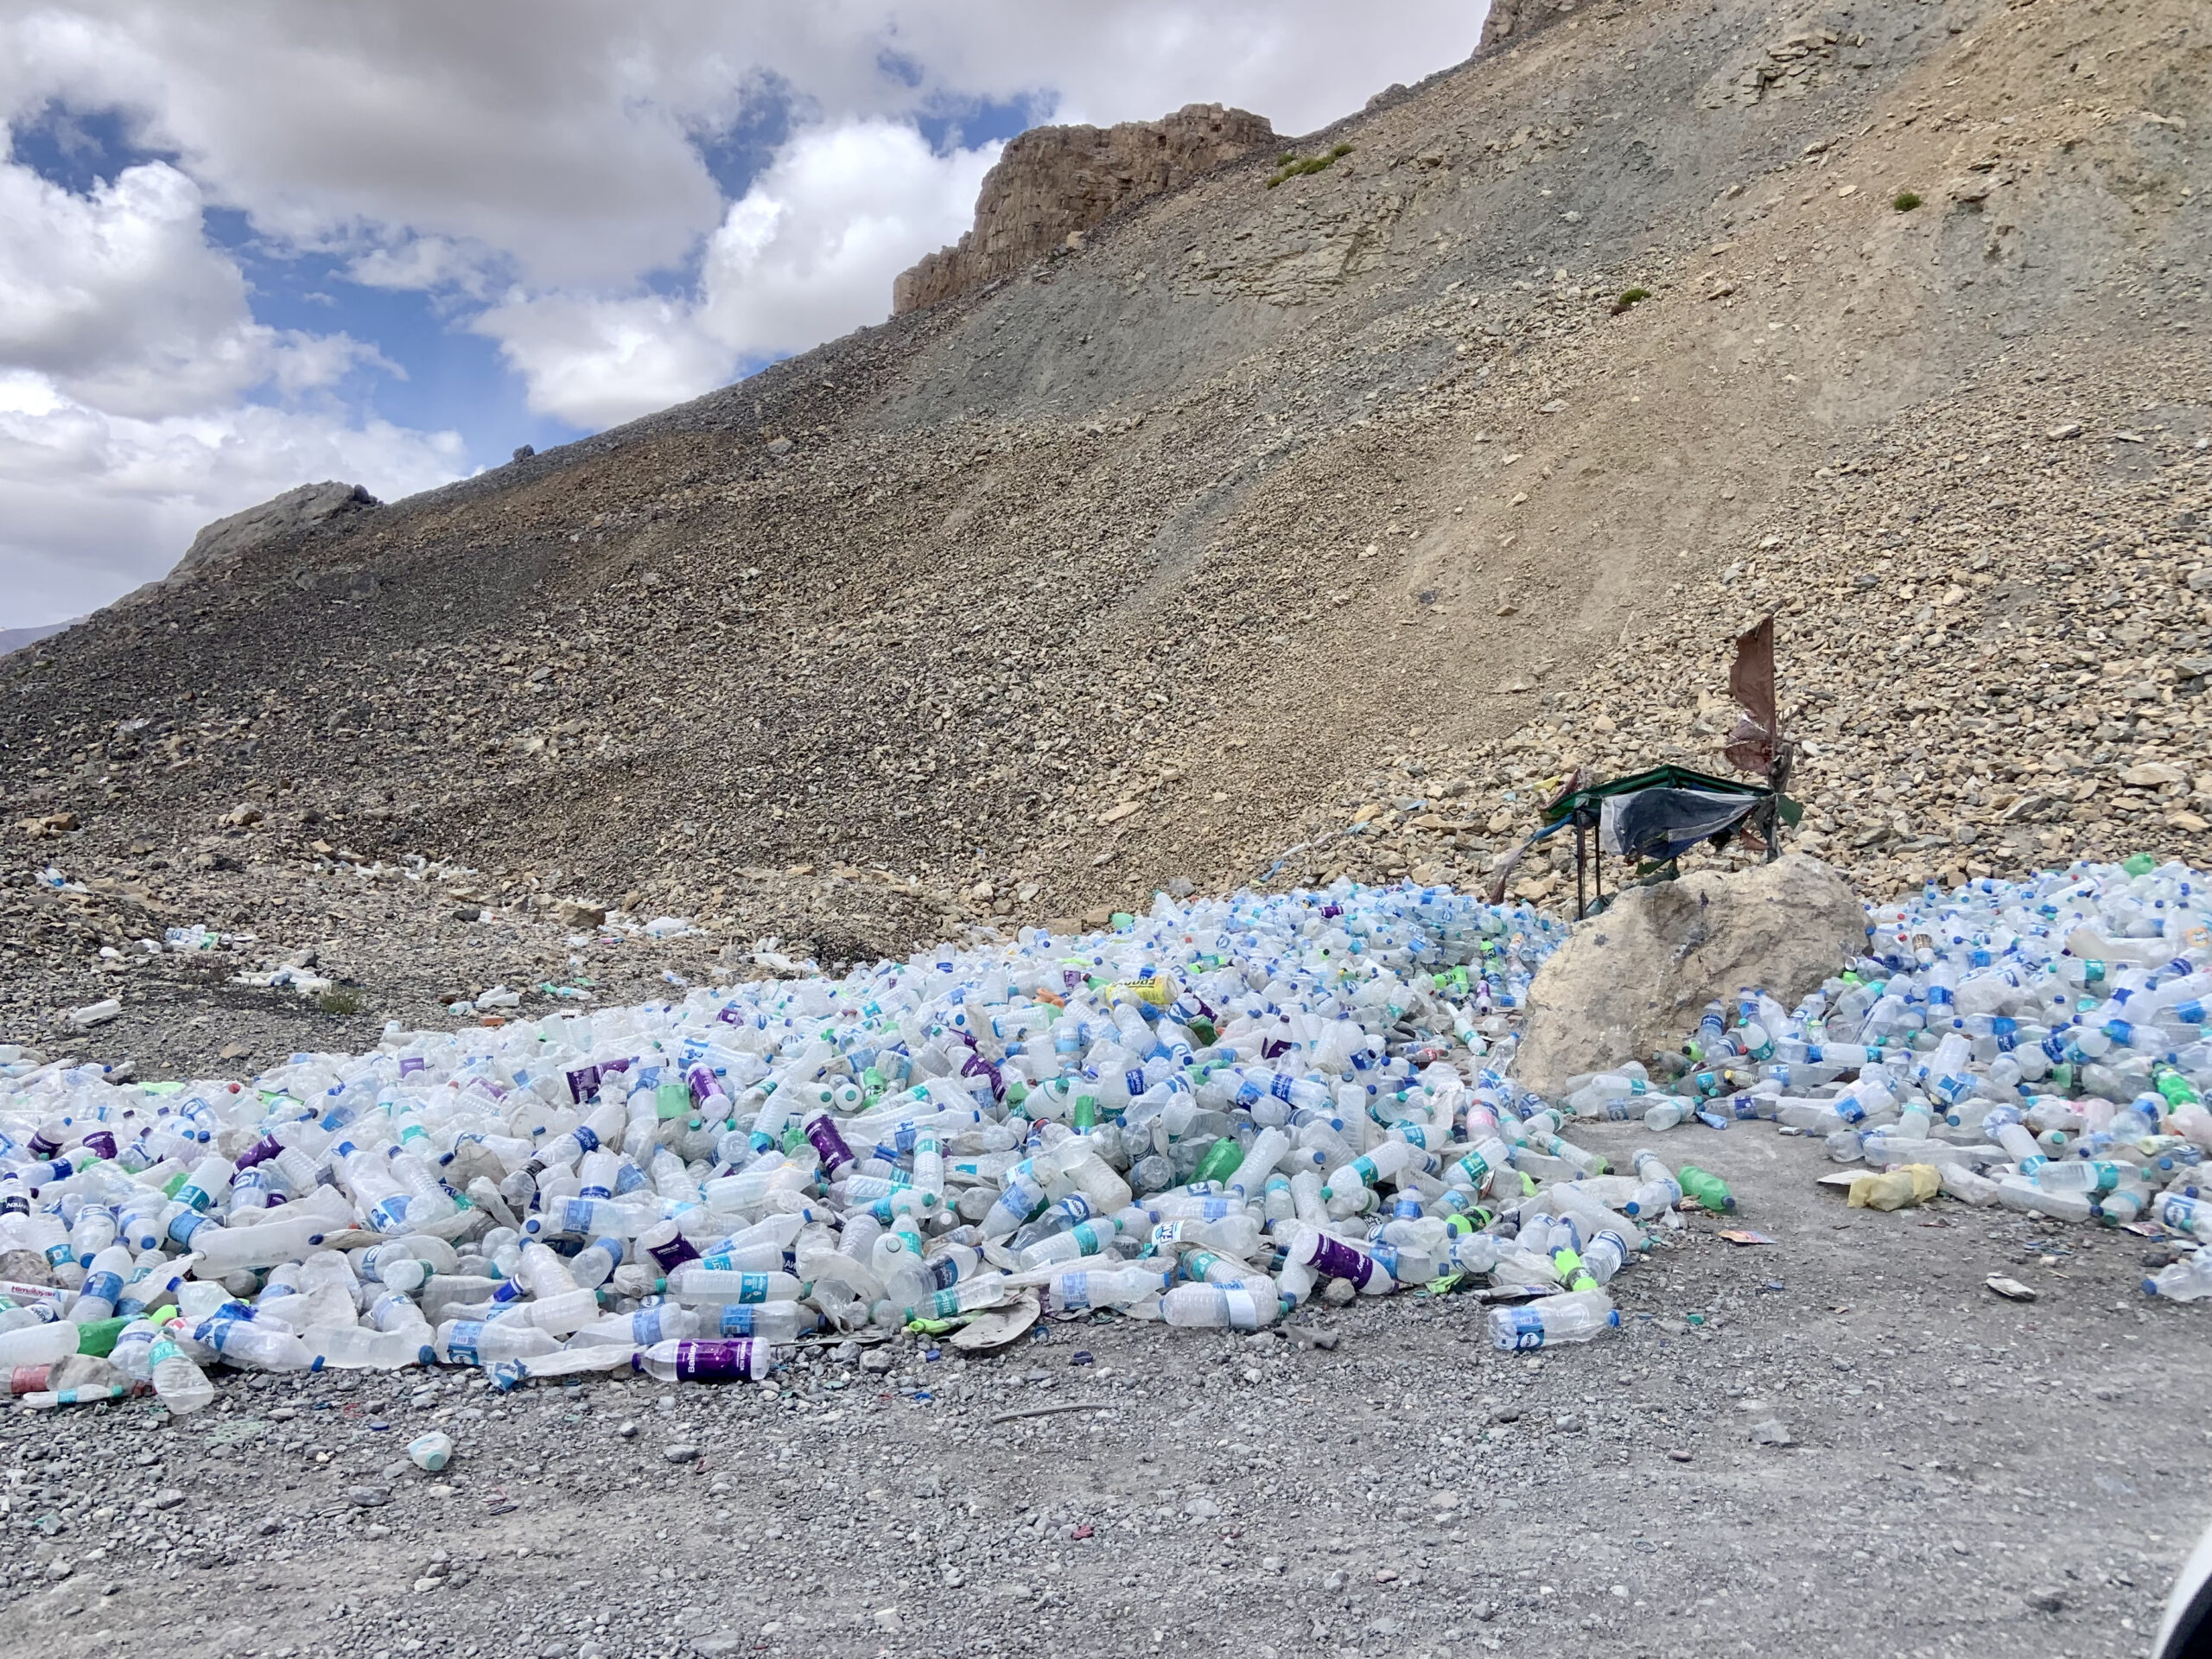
[1487, 764, 1802, 917]
[1488, 614, 1802, 918]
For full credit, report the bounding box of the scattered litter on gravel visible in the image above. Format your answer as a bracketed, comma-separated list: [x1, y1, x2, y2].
[1618, 857, 2212, 1294]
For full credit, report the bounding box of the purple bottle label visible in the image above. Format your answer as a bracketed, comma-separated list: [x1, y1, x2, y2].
[668, 1338, 759, 1380]
[1305, 1233, 1375, 1288]
[566, 1065, 601, 1103]
[647, 1230, 702, 1273]
[804, 1114, 855, 1173]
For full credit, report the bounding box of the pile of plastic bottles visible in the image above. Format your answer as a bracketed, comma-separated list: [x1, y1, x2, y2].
[1567, 857, 2212, 1297]
[0, 881, 1686, 1412]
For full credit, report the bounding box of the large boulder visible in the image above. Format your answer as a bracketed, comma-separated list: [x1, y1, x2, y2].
[170, 481, 379, 583]
[1511, 854, 1869, 1096]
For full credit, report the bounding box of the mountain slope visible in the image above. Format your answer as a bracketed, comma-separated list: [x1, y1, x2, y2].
[3, 0, 2208, 1047]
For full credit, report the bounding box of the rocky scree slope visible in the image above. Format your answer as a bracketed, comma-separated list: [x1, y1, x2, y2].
[1, 0, 2208, 1058]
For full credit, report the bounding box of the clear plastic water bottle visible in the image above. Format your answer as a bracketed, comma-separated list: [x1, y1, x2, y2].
[149, 1322, 215, 1414]
[1486, 1290, 1618, 1351]
[2145, 1249, 2212, 1301]
[1153, 1282, 1281, 1328]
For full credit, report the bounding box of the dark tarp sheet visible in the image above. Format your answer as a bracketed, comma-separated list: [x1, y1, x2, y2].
[1599, 787, 1762, 862]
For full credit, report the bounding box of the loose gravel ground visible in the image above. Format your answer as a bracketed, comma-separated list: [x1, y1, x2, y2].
[2, 1122, 2196, 1659]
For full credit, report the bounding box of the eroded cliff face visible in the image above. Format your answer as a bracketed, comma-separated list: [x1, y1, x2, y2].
[892, 103, 1274, 313]
[1478, 0, 1583, 50]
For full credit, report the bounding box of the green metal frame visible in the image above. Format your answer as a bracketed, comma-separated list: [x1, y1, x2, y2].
[1526, 764, 1804, 919]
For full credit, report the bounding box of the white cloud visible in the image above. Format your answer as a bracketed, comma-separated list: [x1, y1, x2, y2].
[699, 118, 1000, 362]
[0, 2, 1488, 620]
[475, 118, 1000, 428]
[0, 151, 263, 417]
[471, 294, 730, 432]
[0, 370, 465, 624]
[0, 131, 458, 622]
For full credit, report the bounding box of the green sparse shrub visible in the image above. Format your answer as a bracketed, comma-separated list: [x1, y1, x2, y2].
[314, 985, 365, 1016]
[1892, 189, 1923, 212]
[1612, 286, 1653, 315]
[1266, 143, 1355, 188]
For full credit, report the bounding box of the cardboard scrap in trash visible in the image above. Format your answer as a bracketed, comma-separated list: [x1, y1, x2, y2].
[1719, 1230, 1778, 1247]
[950, 1294, 1039, 1352]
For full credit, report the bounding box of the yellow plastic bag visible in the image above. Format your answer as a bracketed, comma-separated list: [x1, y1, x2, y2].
[1110, 978, 1171, 1008]
[1847, 1162, 1942, 1211]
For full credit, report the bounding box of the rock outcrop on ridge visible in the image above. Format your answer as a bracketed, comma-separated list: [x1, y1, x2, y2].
[893, 103, 1277, 313]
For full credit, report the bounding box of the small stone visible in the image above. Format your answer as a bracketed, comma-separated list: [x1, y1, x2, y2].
[1749, 1420, 1796, 1447]
[1668, 1449, 1694, 1463]
[2045, 422, 2082, 441]
[2122, 761, 2187, 788]
[664, 1444, 700, 1465]
[873, 1609, 902, 1633]
[149, 1489, 185, 1511]
[1182, 1496, 1221, 1520]
[451, 905, 481, 922]
[46, 1560, 73, 1581]
[2025, 1588, 2066, 1614]
[860, 1349, 894, 1374]
[347, 1486, 391, 1507]
[617, 1421, 639, 1440]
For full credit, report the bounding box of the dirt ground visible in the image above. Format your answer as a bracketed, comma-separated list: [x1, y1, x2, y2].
[0, 1115, 2196, 1659]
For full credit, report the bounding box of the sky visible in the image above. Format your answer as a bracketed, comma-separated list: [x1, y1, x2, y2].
[0, 2, 1485, 627]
